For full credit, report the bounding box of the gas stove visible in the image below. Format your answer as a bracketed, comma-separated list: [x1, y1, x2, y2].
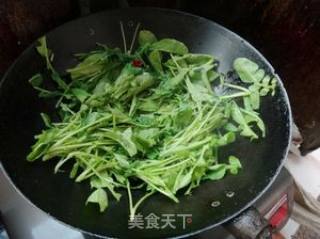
[0, 165, 293, 239]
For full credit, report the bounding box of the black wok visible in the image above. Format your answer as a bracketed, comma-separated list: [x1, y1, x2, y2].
[0, 8, 291, 239]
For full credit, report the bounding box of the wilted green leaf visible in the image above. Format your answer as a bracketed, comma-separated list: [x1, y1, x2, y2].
[86, 188, 108, 212]
[205, 164, 227, 181]
[148, 50, 163, 72]
[138, 30, 157, 46]
[151, 39, 188, 55]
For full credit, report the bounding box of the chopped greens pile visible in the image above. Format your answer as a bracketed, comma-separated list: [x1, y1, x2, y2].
[28, 30, 277, 219]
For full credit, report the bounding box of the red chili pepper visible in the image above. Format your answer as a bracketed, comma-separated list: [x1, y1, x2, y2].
[132, 59, 143, 67]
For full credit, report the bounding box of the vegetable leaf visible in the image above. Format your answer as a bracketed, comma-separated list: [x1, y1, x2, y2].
[29, 73, 43, 87]
[36, 36, 54, 71]
[138, 30, 157, 46]
[228, 156, 242, 174]
[148, 50, 163, 72]
[205, 164, 227, 181]
[151, 39, 189, 55]
[86, 188, 108, 212]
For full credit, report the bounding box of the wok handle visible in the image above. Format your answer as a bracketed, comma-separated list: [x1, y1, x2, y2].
[225, 207, 272, 239]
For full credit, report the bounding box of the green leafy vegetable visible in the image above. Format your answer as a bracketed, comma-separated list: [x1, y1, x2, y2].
[234, 57, 277, 97]
[151, 39, 189, 55]
[29, 73, 43, 87]
[148, 50, 163, 72]
[228, 156, 242, 174]
[205, 164, 227, 181]
[138, 30, 157, 46]
[36, 36, 54, 71]
[28, 31, 277, 219]
[86, 188, 108, 212]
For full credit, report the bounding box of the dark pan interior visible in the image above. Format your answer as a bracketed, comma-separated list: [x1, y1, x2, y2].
[0, 8, 291, 239]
